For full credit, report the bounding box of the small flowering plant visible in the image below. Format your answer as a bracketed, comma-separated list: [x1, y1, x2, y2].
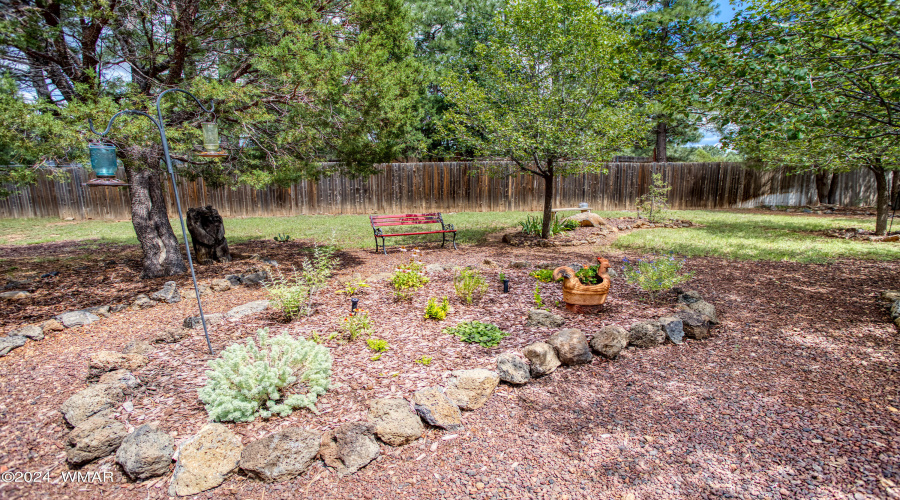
[340, 308, 371, 340]
[390, 260, 430, 301]
[424, 297, 450, 320]
[622, 254, 694, 302]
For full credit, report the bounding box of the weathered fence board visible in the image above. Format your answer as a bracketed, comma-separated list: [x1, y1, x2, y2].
[0, 162, 877, 220]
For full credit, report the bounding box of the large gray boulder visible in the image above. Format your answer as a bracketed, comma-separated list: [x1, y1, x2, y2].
[87, 351, 149, 381]
[150, 281, 181, 303]
[629, 321, 666, 348]
[659, 316, 685, 345]
[413, 387, 462, 430]
[523, 341, 561, 376]
[225, 300, 270, 319]
[60, 383, 125, 427]
[116, 424, 175, 480]
[55, 310, 100, 328]
[679, 300, 718, 324]
[240, 428, 321, 482]
[676, 310, 711, 340]
[445, 369, 500, 410]
[319, 422, 380, 477]
[169, 423, 243, 497]
[0, 335, 28, 356]
[368, 398, 424, 446]
[527, 308, 565, 328]
[66, 415, 128, 465]
[496, 351, 531, 385]
[589, 325, 629, 359]
[547, 328, 592, 365]
[11, 324, 43, 340]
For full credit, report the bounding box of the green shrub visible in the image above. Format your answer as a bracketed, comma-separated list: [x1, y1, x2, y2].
[367, 338, 389, 352]
[415, 355, 433, 366]
[442, 321, 508, 348]
[390, 260, 430, 301]
[519, 214, 578, 237]
[636, 173, 671, 223]
[340, 309, 371, 340]
[265, 244, 336, 319]
[575, 265, 602, 284]
[424, 297, 450, 320]
[198, 328, 332, 422]
[453, 268, 488, 304]
[533, 282, 544, 308]
[529, 268, 560, 282]
[622, 254, 694, 301]
[336, 277, 369, 296]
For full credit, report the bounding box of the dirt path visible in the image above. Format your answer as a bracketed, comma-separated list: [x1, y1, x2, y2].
[0, 241, 898, 500]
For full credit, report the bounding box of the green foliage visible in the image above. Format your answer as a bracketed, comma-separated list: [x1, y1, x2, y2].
[424, 297, 450, 320]
[529, 269, 558, 283]
[453, 268, 488, 305]
[198, 328, 332, 422]
[498, 272, 507, 281]
[519, 215, 577, 237]
[367, 338, 389, 352]
[274, 233, 292, 243]
[439, 0, 644, 238]
[636, 173, 672, 223]
[443, 321, 509, 348]
[622, 254, 695, 301]
[390, 260, 430, 301]
[414, 355, 433, 366]
[575, 265, 602, 285]
[264, 244, 336, 319]
[336, 278, 369, 296]
[340, 309, 372, 341]
[533, 282, 544, 309]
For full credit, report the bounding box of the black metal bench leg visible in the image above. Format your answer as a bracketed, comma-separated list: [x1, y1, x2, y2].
[441, 232, 446, 248]
[452, 232, 458, 250]
[382, 237, 387, 255]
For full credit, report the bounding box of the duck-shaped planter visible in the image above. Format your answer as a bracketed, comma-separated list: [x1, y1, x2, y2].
[552, 257, 612, 312]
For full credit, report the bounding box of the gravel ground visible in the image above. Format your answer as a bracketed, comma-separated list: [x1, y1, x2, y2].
[0, 237, 898, 500]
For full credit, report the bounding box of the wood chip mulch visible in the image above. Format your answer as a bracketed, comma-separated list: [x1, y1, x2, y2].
[0, 237, 899, 500]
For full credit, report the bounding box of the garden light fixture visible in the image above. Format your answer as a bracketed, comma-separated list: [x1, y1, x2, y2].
[351, 297, 359, 313]
[88, 88, 220, 355]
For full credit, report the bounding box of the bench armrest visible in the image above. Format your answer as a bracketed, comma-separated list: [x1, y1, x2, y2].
[442, 222, 455, 232]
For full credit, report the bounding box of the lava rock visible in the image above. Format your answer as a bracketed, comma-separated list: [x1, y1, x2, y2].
[679, 299, 719, 324]
[98, 369, 141, 389]
[40, 319, 64, 332]
[547, 328, 592, 365]
[240, 428, 321, 482]
[659, 316, 685, 345]
[628, 321, 665, 348]
[523, 342, 561, 376]
[83, 305, 111, 318]
[508, 261, 531, 269]
[11, 324, 44, 341]
[413, 387, 462, 430]
[55, 310, 100, 328]
[132, 294, 156, 309]
[589, 325, 629, 359]
[368, 398, 424, 446]
[425, 263, 447, 273]
[151, 281, 181, 303]
[116, 424, 174, 480]
[319, 422, 380, 477]
[496, 351, 531, 384]
[0, 335, 28, 356]
[482, 258, 499, 268]
[150, 329, 191, 344]
[169, 424, 243, 497]
[891, 300, 900, 320]
[527, 308, 565, 328]
[445, 369, 500, 410]
[60, 383, 125, 427]
[0, 290, 31, 300]
[225, 274, 243, 286]
[675, 289, 703, 305]
[124, 340, 154, 356]
[240, 271, 269, 285]
[210, 279, 232, 292]
[65, 414, 128, 465]
[676, 310, 711, 340]
[225, 300, 270, 319]
[87, 351, 149, 381]
[183, 313, 225, 329]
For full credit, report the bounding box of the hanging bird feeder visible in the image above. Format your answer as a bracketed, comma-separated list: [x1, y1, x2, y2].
[198, 122, 227, 158]
[85, 143, 129, 187]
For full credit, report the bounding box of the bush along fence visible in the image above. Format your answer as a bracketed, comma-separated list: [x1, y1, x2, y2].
[0, 162, 877, 220]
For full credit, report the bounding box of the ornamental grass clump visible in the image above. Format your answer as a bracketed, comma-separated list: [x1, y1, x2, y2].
[622, 254, 694, 302]
[390, 260, 430, 301]
[453, 268, 488, 304]
[198, 328, 332, 423]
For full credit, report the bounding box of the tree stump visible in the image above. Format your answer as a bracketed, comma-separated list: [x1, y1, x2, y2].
[186, 206, 231, 264]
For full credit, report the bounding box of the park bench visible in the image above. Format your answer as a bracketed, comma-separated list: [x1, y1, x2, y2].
[369, 213, 457, 254]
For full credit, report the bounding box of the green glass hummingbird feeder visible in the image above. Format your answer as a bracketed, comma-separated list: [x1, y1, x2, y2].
[198, 122, 227, 158]
[86, 143, 129, 187]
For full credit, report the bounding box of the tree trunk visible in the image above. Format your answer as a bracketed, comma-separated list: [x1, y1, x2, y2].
[125, 164, 188, 278]
[655, 121, 667, 163]
[186, 205, 231, 264]
[868, 159, 890, 236]
[826, 172, 840, 204]
[540, 165, 555, 239]
[814, 170, 831, 205]
[892, 170, 900, 209]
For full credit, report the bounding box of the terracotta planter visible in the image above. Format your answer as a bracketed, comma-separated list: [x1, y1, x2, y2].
[552, 257, 613, 311]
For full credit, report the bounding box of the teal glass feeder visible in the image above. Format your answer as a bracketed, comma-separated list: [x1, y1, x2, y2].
[86, 143, 128, 187]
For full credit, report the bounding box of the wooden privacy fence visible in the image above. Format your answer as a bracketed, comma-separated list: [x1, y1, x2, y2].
[0, 162, 877, 220]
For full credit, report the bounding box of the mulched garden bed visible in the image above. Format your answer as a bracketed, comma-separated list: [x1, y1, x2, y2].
[0, 238, 899, 499]
[823, 227, 900, 242]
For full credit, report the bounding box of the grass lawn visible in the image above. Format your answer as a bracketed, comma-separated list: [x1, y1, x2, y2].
[0, 209, 897, 263]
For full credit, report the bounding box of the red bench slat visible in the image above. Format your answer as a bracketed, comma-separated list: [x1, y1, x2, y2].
[369, 212, 457, 253]
[377, 230, 455, 236]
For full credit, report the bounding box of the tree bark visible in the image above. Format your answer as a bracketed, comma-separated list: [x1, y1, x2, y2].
[655, 121, 667, 163]
[867, 159, 890, 236]
[892, 170, 900, 209]
[186, 205, 231, 264]
[826, 172, 840, 204]
[125, 163, 188, 278]
[540, 162, 555, 239]
[814, 170, 831, 205]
